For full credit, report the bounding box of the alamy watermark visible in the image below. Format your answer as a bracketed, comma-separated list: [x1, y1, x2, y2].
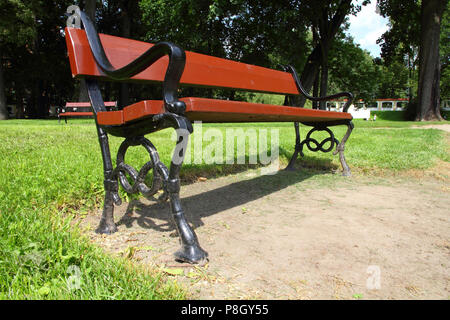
[66, 5, 81, 28]
[66, 265, 82, 291]
[366, 265, 381, 290]
[171, 121, 280, 175]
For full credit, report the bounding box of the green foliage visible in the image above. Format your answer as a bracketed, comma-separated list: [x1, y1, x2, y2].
[329, 34, 383, 103]
[376, 60, 410, 98]
[0, 0, 36, 45]
[140, 0, 229, 56]
[139, 0, 310, 69]
[377, 0, 421, 63]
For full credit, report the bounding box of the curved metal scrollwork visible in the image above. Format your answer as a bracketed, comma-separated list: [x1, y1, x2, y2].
[112, 136, 163, 200]
[283, 65, 354, 113]
[299, 126, 340, 157]
[78, 10, 186, 115]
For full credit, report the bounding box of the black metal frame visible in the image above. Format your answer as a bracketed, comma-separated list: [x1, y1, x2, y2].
[78, 11, 207, 264]
[282, 65, 354, 176]
[71, 9, 354, 264]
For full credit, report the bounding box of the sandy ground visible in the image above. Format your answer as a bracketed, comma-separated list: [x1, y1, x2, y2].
[78, 158, 450, 300]
[411, 124, 450, 132]
[77, 124, 450, 300]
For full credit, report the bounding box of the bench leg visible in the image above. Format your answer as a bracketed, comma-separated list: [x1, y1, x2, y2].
[97, 115, 208, 264]
[285, 122, 301, 171]
[95, 125, 121, 234]
[333, 121, 354, 176]
[156, 115, 208, 264]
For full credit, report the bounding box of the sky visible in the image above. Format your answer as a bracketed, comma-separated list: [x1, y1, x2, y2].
[346, 1, 390, 57]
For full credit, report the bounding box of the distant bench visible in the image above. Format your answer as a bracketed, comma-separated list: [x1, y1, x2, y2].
[58, 101, 116, 123]
[65, 10, 355, 264]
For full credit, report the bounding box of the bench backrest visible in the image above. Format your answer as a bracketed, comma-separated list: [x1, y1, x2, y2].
[65, 27, 299, 96]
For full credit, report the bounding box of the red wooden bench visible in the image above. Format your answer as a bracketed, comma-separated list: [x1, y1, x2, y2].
[58, 101, 116, 123]
[65, 10, 354, 264]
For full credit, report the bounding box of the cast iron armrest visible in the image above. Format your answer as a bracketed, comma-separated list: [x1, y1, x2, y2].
[78, 10, 186, 115]
[284, 65, 354, 113]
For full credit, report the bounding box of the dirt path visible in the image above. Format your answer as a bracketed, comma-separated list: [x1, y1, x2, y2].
[79, 163, 450, 300]
[410, 124, 450, 132]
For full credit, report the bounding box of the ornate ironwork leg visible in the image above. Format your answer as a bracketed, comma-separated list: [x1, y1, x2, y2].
[156, 115, 208, 264]
[100, 114, 208, 264]
[285, 122, 301, 171]
[333, 121, 354, 176]
[95, 125, 121, 234]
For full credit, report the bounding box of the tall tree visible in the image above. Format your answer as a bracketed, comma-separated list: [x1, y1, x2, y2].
[378, 0, 448, 120]
[0, 0, 36, 120]
[417, 0, 447, 120]
[297, 0, 367, 108]
[440, 3, 450, 100]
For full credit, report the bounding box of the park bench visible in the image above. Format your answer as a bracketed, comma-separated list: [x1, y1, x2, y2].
[58, 101, 116, 123]
[65, 10, 354, 264]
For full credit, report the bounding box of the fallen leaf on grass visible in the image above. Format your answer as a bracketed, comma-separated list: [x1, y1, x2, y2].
[162, 268, 184, 276]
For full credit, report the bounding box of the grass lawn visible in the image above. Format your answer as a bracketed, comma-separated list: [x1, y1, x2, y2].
[0, 118, 448, 299]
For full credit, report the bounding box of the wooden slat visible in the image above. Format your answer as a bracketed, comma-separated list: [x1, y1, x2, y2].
[65, 101, 116, 108]
[65, 28, 299, 95]
[96, 98, 352, 126]
[96, 110, 123, 125]
[183, 98, 352, 123]
[59, 112, 93, 117]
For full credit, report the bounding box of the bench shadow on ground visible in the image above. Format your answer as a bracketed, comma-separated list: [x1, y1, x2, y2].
[116, 156, 336, 234]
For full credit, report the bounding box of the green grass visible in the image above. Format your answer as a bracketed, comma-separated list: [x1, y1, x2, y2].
[0, 120, 185, 299]
[0, 118, 449, 299]
[352, 117, 450, 128]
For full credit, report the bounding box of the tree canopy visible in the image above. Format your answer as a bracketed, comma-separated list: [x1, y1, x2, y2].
[377, 0, 449, 120]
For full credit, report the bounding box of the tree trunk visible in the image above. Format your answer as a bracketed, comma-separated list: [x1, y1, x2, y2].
[298, 0, 352, 108]
[319, 63, 329, 110]
[416, 0, 447, 121]
[298, 45, 324, 108]
[0, 49, 9, 120]
[312, 24, 320, 109]
[15, 86, 24, 119]
[319, 43, 329, 110]
[78, 0, 96, 103]
[312, 70, 320, 109]
[407, 53, 414, 101]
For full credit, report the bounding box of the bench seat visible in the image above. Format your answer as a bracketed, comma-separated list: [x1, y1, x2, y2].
[97, 97, 353, 126]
